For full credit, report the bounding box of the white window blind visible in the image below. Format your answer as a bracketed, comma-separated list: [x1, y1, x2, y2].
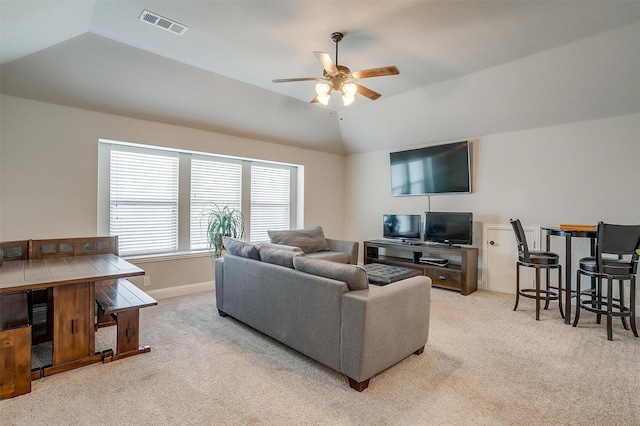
[110, 148, 179, 256]
[100, 140, 299, 256]
[190, 158, 243, 250]
[250, 165, 291, 243]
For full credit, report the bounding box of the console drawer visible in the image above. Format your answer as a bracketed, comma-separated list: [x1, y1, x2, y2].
[423, 268, 461, 290]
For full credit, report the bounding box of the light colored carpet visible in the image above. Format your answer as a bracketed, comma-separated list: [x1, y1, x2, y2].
[2, 288, 639, 425]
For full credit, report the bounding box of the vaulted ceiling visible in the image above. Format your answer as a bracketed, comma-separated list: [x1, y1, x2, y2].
[1, 1, 639, 154]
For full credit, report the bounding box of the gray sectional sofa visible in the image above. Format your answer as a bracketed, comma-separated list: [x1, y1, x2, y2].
[263, 226, 359, 264]
[214, 230, 432, 391]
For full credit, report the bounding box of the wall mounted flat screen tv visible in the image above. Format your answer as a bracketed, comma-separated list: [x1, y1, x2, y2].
[383, 214, 421, 241]
[390, 141, 471, 196]
[424, 211, 473, 246]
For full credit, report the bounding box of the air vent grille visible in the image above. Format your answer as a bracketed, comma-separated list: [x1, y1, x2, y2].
[139, 10, 188, 35]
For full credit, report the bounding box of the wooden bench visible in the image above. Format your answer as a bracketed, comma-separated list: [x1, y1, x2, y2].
[0, 292, 31, 400]
[95, 278, 157, 361]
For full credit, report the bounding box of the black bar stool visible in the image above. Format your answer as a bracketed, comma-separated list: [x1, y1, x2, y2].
[510, 219, 564, 321]
[573, 222, 640, 340]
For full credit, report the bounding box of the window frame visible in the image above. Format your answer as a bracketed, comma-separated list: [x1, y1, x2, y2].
[108, 145, 180, 256]
[98, 140, 300, 258]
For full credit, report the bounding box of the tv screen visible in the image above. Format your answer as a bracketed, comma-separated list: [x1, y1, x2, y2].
[424, 211, 473, 246]
[383, 214, 421, 241]
[390, 141, 471, 196]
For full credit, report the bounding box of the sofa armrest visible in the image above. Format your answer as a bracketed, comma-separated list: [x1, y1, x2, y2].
[340, 275, 431, 382]
[326, 239, 359, 264]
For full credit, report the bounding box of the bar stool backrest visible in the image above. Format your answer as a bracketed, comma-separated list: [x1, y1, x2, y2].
[596, 222, 640, 274]
[510, 219, 530, 262]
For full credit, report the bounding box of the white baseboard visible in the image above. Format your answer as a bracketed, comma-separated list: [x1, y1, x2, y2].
[146, 280, 214, 300]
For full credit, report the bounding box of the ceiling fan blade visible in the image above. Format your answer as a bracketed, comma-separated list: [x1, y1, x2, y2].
[351, 66, 399, 79]
[313, 51, 338, 74]
[354, 83, 382, 100]
[272, 77, 323, 83]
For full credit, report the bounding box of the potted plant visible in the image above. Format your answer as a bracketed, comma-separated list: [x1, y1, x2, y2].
[203, 204, 245, 257]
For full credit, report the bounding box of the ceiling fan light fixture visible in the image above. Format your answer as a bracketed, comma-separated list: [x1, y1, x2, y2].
[317, 93, 331, 105]
[342, 82, 357, 97]
[274, 32, 397, 106]
[315, 82, 330, 96]
[342, 94, 355, 106]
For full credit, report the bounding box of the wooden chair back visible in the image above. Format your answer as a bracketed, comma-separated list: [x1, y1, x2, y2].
[29, 236, 119, 259]
[0, 240, 29, 265]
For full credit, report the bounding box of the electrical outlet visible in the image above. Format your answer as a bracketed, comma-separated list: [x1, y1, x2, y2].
[143, 276, 151, 287]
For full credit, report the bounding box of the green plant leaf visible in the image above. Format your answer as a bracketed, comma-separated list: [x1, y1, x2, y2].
[201, 203, 245, 256]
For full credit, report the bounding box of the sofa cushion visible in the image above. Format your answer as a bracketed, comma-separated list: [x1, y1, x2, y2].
[306, 251, 351, 264]
[267, 226, 330, 254]
[259, 242, 304, 253]
[293, 256, 368, 291]
[259, 246, 303, 268]
[223, 237, 260, 260]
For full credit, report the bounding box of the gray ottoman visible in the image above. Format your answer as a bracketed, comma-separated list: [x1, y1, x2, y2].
[364, 263, 422, 285]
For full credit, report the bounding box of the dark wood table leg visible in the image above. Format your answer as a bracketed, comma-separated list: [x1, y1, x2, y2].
[42, 282, 103, 377]
[564, 234, 572, 324]
[110, 309, 151, 361]
[590, 237, 598, 323]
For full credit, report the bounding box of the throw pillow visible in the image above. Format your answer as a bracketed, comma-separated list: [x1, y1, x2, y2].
[222, 237, 260, 260]
[258, 246, 303, 268]
[267, 226, 330, 254]
[292, 256, 368, 291]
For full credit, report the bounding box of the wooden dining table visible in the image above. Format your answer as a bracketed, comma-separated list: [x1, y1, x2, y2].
[0, 254, 144, 378]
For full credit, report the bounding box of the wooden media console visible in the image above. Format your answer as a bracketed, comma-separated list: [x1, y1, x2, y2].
[364, 240, 478, 295]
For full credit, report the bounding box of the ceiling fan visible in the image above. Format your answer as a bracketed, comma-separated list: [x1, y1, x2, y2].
[272, 32, 399, 106]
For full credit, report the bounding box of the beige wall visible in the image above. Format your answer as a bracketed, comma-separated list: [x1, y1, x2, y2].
[344, 113, 640, 272]
[2, 95, 639, 297]
[0, 95, 345, 296]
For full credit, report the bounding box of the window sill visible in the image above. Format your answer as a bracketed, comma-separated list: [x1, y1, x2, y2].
[124, 250, 214, 264]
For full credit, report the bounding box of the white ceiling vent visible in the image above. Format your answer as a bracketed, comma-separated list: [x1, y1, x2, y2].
[139, 10, 188, 35]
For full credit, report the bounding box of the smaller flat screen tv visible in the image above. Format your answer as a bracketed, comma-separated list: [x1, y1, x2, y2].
[424, 211, 473, 246]
[383, 214, 421, 241]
